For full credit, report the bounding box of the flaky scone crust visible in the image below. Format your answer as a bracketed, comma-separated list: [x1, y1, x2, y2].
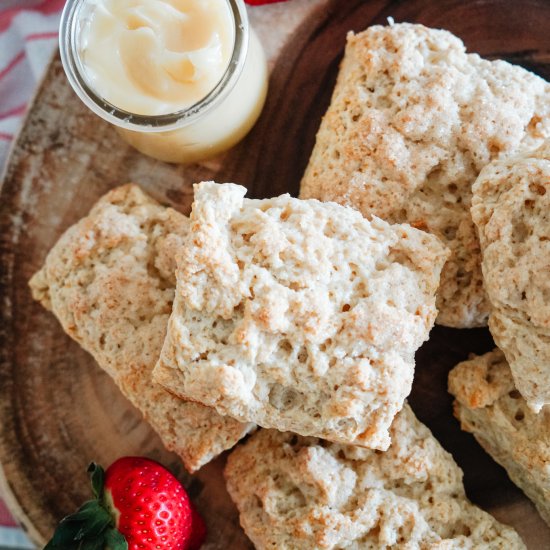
[29, 184, 253, 472]
[154, 181, 448, 450]
[301, 23, 550, 328]
[225, 404, 524, 549]
[471, 141, 550, 410]
[449, 349, 550, 527]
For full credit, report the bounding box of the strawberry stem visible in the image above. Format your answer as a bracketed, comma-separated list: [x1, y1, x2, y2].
[105, 528, 128, 550]
[44, 463, 128, 550]
[88, 463, 105, 500]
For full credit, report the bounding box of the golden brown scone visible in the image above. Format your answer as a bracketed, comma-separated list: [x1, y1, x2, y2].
[471, 141, 550, 411]
[225, 404, 525, 549]
[154, 181, 449, 450]
[449, 349, 550, 527]
[29, 184, 253, 472]
[300, 23, 550, 329]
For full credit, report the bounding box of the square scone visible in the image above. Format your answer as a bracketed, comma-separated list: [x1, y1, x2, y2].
[224, 405, 525, 549]
[449, 349, 550, 527]
[471, 141, 550, 411]
[154, 181, 449, 450]
[30, 184, 253, 472]
[300, 23, 550, 329]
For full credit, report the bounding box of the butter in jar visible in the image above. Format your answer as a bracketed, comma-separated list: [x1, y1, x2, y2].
[60, 0, 268, 164]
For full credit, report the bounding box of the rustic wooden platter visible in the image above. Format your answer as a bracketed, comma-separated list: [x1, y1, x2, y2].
[1, 0, 550, 548]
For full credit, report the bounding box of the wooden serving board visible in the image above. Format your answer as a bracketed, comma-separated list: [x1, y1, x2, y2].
[1, 0, 550, 548]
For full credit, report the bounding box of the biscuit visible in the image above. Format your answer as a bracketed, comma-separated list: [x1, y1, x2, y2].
[449, 349, 550, 527]
[225, 404, 525, 549]
[29, 184, 253, 472]
[300, 23, 550, 329]
[471, 141, 550, 410]
[154, 181, 448, 450]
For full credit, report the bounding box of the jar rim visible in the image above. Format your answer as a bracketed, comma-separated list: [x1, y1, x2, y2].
[59, 0, 249, 133]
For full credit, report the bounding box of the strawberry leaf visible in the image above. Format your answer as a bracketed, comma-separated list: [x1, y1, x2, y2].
[50, 518, 85, 545]
[66, 500, 101, 522]
[47, 500, 112, 549]
[105, 527, 128, 550]
[78, 539, 106, 550]
[88, 462, 105, 499]
[44, 462, 119, 550]
[74, 506, 111, 539]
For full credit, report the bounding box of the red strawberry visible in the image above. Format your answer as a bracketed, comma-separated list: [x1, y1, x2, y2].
[245, 0, 288, 5]
[188, 505, 207, 550]
[44, 457, 206, 550]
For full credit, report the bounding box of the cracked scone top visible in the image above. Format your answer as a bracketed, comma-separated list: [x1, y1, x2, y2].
[471, 141, 550, 411]
[29, 184, 253, 472]
[224, 405, 525, 549]
[300, 22, 550, 329]
[154, 182, 448, 449]
[449, 349, 550, 527]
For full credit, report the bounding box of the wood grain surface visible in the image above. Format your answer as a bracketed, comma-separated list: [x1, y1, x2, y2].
[1, 0, 550, 548]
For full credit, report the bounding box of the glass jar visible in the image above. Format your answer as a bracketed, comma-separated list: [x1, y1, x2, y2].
[59, 0, 268, 164]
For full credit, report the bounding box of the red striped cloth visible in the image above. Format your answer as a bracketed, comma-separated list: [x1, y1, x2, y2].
[0, 487, 33, 548]
[0, 497, 17, 527]
[0, 0, 64, 173]
[1, 4, 64, 545]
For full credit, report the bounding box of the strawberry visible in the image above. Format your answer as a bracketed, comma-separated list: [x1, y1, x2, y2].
[187, 505, 207, 550]
[245, 0, 288, 5]
[44, 457, 206, 550]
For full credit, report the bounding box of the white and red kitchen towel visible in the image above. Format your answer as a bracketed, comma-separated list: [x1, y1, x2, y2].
[1, 4, 64, 545]
[0, 0, 63, 174]
[0, 489, 33, 548]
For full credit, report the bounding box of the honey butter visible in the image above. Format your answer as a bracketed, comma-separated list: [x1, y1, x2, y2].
[60, 0, 268, 163]
[80, 0, 234, 116]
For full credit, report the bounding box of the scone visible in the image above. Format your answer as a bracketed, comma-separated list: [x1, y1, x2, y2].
[224, 404, 525, 549]
[449, 349, 550, 527]
[154, 181, 449, 450]
[29, 184, 253, 473]
[300, 22, 550, 329]
[471, 141, 550, 411]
